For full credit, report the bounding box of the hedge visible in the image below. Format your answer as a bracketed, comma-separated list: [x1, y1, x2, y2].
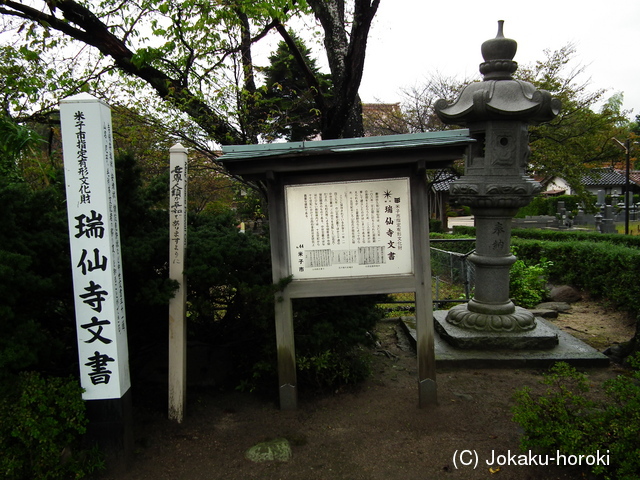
[453, 225, 640, 248]
[450, 226, 640, 316]
[513, 238, 640, 315]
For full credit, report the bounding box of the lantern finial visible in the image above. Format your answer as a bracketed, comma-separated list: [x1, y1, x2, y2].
[480, 20, 518, 80]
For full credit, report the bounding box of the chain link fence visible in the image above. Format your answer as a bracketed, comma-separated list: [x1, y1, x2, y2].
[382, 238, 476, 310]
[431, 238, 475, 307]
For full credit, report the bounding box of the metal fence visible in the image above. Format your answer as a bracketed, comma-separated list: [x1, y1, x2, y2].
[431, 238, 475, 306]
[384, 238, 476, 308]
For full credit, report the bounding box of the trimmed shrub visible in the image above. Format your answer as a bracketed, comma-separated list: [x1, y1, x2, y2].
[513, 238, 640, 315]
[0, 372, 104, 479]
[510, 228, 640, 249]
[513, 358, 640, 480]
[447, 228, 640, 317]
[509, 256, 552, 308]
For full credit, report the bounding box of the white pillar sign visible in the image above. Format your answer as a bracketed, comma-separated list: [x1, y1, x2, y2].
[60, 93, 131, 400]
[285, 178, 413, 279]
[168, 144, 187, 422]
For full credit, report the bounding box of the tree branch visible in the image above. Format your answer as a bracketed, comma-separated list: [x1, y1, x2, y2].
[1, 0, 243, 144]
[273, 21, 326, 113]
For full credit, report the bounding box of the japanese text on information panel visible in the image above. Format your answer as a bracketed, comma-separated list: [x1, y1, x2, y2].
[285, 178, 413, 280]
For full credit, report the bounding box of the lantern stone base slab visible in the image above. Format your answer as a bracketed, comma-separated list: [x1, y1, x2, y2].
[435, 312, 558, 350]
[398, 313, 609, 368]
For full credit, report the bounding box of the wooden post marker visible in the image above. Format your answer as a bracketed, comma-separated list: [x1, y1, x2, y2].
[168, 143, 188, 423]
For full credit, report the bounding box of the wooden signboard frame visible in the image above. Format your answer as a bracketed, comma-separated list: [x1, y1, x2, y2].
[269, 167, 435, 409]
[220, 131, 472, 410]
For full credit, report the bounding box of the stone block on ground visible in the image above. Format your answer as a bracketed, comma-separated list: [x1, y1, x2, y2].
[244, 438, 292, 463]
[549, 285, 582, 303]
[528, 308, 558, 319]
[434, 315, 559, 350]
[536, 301, 572, 313]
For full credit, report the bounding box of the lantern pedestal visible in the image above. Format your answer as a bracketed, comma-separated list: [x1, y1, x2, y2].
[434, 315, 558, 350]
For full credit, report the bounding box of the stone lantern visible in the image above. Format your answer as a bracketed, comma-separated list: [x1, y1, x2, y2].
[435, 21, 560, 342]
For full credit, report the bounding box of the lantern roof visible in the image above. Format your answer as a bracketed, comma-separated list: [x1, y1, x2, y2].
[435, 21, 560, 125]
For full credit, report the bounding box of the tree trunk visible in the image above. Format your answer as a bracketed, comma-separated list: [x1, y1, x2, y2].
[307, 0, 379, 139]
[5, 0, 244, 145]
[3, 0, 379, 143]
[236, 9, 259, 144]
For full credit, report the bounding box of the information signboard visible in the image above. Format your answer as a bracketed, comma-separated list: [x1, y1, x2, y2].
[60, 93, 130, 400]
[285, 178, 412, 279]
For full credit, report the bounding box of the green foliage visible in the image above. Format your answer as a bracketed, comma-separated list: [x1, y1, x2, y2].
[441, 226, 640, 313]
[512, 237, 640, 315]
[0, 372, 105, 480]
[1, 0, 371, 146]
[448, 227, 640, 317]
[292, 296, 381, 391]
[451, 225, 476, 236]
[512, 358, 640, 480]
[186, 211, 273, 325]
[0, 43, 78, 119]
[511, 227, 640, 249]
[258, 31, 333, 142]
[509, 255, 552, 308]
[429, 218, 443, 233]
[517, 44, 630, 195]
[516, 194, 640, 218]
[0, 179, 72, 380]
[115, 154, 178, 334]
[0, 116, 44, 182]
[293, 296, 381, 356]
[516, 194, 590, 217]
[297, 347, 372, 391]
[186, 210, 383, 394]
[0, 152, 178, 391]
[430, 232, 476, 254]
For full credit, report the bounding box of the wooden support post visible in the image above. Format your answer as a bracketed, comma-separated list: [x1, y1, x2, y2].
[84, 389, 134, 472]
[274, 292, 297, 410]
[168, 144, 188, 422]
[412, 170, 437, 407]
[267, 174, 298, 410]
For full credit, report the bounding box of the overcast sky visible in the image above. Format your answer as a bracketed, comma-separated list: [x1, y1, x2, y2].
[357, 0, 640, 118]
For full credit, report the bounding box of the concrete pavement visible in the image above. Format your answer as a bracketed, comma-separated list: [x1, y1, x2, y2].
[447, 215, 474, 230]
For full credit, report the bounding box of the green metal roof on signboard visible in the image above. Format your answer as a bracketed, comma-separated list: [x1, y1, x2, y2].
[220, 130, 473, 179]
[221, 129, 472, 160]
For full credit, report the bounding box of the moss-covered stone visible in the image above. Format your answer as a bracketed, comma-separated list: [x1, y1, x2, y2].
[244, 438, 292, 463]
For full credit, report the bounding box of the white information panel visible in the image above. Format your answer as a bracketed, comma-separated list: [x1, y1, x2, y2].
[285, 178, 413, 279]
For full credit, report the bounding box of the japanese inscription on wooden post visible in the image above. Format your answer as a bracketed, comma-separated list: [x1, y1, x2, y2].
[60, 93, 131, 400]
[168, 144, 188, 422]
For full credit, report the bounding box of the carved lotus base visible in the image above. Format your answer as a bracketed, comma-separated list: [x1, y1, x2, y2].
[446, 304, 536, 332]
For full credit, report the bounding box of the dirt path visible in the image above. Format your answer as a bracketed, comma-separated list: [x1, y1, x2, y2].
[545, 296, 636, 351]
[98, 300, 634, 480]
